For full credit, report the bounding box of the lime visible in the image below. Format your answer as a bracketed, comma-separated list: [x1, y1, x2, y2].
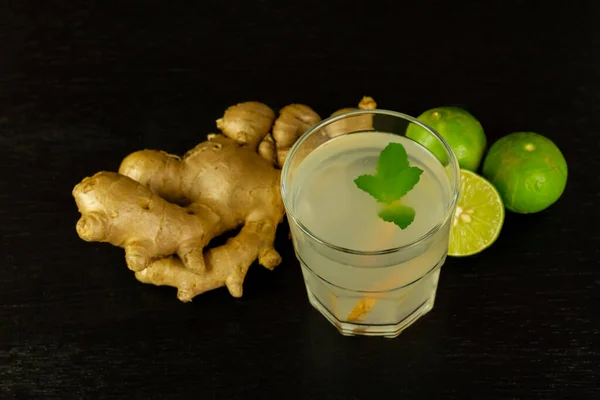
[482, 132, 567, 214]
[406, 106, 487, 171]
[448, 169, 504, 257]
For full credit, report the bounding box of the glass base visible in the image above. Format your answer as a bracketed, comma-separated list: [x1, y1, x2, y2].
[306, 287, 435, 339]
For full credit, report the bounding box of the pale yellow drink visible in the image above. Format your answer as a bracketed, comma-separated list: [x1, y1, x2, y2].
[287, 131, 453, 336]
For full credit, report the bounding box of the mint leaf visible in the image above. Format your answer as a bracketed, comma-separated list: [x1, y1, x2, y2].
[354, 174, 388, 203]
[354, 142, 423, 230]
[377, 142, 410, 178]
[386, 167, 423, 200]
[378, 204, 416, 229]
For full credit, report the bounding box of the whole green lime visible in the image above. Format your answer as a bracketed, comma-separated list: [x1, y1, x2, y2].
[482, 132, 568, 214]
[406, 106, 487, 171]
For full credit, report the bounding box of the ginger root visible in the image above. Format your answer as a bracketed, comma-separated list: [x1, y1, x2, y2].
[325, 96, 377, 138]
[73, 97, 376, 302]
[74, 101, 283, 301]
[216, 101, 275, 148]
[271, 104, 322, 167]
[264, 97, 376, 167]
[258, 133, 276, 165]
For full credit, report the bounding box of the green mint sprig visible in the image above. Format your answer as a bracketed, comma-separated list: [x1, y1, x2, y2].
[354, 142, 423, 229]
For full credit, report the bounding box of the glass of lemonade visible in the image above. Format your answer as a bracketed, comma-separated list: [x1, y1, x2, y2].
[280, 109, 460, 338]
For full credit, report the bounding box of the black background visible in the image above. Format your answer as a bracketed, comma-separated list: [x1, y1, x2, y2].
[1, 1, 599, 399]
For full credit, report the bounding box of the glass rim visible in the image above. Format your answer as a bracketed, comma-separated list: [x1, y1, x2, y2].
[280, 108, 460, 257]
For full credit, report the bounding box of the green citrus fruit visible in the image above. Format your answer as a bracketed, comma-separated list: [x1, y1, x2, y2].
[449, 169, 505, 257]
[482, 132, 567, 214]
[406, 106, 487, 171]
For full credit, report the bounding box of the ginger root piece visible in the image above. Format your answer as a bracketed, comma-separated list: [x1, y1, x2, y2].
[330, 95, 377, 117]
[73, 171, 223, 274]
[325, 96, 378, 138]
[346, 298, 377, 322]
[271, 104, 321, 167]
[135, 257, 221, 302]
[137, 217, 281, 302]
[216, 101, 276, 148]
[258, 133, 276, 165]
[74, 101, 285, 300]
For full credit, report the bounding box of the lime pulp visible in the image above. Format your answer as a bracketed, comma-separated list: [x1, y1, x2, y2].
[449, 169, 505, 257]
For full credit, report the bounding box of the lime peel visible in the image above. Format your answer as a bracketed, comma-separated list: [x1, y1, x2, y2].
[406, 106, 487, 171]
[482, 132, 567, 214]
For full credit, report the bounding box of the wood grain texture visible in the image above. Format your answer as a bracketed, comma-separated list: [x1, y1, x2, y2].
[1, 1, 599, 398]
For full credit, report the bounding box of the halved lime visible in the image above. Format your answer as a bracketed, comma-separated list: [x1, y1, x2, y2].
[448, 169, 505, 257]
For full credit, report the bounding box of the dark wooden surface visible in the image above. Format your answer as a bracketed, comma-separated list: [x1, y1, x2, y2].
[1, 1, 599, 398]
